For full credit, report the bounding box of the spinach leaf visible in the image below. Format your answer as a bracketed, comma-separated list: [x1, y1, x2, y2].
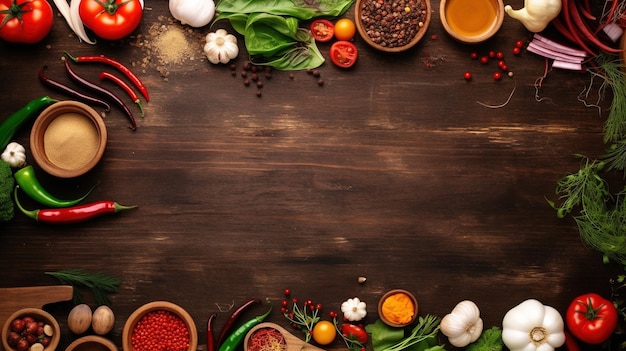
[219, 12, 325, 70]
[216, 0, 354, 20]
[365, 319, 405, 351]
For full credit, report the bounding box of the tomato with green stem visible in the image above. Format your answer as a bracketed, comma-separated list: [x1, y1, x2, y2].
[566, 293, 618, 345]
[310, 19, 334, 42]
[79, 0, 143, 40]
[0, 0, 53, 43]
[330, 41, 358, 68]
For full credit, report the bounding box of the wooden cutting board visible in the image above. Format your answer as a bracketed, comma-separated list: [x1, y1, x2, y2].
[0, 285, 73, 325]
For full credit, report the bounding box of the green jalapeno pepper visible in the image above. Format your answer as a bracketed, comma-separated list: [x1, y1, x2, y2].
[218, 302, 273, 351]
[14, 165, 93, 208]
[0, 96, 57, 150]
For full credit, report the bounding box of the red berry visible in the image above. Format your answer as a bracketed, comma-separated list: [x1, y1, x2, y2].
[488, 50, 496, 58]
[316, 303, 323, 310]
[512, 47, 521, 55]
[493, 72, 502, 80]
[281, 299, 288, 307]
[283, 289, 291, 296]
[470, 52, 478, 59]
[480, 56, 489, 64]
[500, 64, 508, 71]
[329, 311, 338, 318]
[515, 40, 524, 48]
[431, 34, 438, 40]
[497, 60, 505, 67]
[496, 51, 504, 59]
[463, 71, 472, 80]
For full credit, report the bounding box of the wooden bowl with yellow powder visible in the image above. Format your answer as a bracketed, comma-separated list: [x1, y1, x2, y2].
[30, 100, 107, 178]
[378, 289, 418, 327]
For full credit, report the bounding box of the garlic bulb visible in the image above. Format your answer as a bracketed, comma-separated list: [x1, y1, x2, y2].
[440, 300, 483, 347]
[341, 297, 367, 322]
[204, 29, 239, 64]
[1, 142, 26, 168]
[169, 0, 215, 28]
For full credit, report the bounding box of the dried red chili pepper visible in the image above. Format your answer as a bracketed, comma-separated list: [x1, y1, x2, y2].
[207, 313, 217, 351]
[39, 66, 111, 113]
[216, 298, 262, 348]
[63, 58, 137, 130]
[14, 187, 137, 224]
[64, 51, 149, 101]
[99, 71, 144, 116]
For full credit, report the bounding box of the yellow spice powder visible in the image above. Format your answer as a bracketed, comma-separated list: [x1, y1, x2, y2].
[44, 112, 99, 171]
[381, 293, 415, 325]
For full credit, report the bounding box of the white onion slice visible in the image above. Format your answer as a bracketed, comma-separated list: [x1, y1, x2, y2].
[69, 0, 96, 44]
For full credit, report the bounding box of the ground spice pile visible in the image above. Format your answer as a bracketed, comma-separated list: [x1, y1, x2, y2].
[130, 15, 206, 79]
[44, 113, 99, 171]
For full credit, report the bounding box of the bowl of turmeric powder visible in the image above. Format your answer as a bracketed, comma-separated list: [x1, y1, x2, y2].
[30, 100, 107, 178]
[378, 289, 418, 327]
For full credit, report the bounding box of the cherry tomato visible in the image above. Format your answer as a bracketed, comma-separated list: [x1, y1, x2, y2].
[330, 41, 358, 68]
[340, 324, 368, 343]
[566, 293, 618, 345]
[79, 0, 143, 40]
[0, 0, 53, 43]
[334, 18, 355, 41]
[312, 320, 336, 345]
[310, 19, 334, 42]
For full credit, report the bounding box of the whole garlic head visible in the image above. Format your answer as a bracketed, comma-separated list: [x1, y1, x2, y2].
[204, 29, 239, 64]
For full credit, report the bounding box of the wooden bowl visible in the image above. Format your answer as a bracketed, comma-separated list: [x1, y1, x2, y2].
[377, 289, 418, 327]
[30, 100, 107, 178]
[354, 0, 431, 52]
[2, 308, 61, 351]
[440, 0, 504, 44]
[122, 301, 198, 351]
[244, 323, 325, 351]
[66, 335, 117, 351]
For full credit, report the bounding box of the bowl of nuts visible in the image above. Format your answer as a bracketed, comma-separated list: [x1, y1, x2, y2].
[2, 308, 60, 351]
[355, 0, 431, 52]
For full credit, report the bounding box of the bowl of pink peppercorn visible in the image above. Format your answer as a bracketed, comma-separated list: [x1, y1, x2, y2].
[122, 301, 198, 351]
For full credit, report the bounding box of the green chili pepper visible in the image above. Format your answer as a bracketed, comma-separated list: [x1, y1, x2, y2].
[14, 166, 93, 208]
[218, 301, 273, 351]
[0, 96, 57, 150]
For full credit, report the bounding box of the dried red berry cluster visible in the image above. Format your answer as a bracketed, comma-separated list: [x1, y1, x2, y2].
[131, 310, 190, 351]
[464, 40, 525, 81]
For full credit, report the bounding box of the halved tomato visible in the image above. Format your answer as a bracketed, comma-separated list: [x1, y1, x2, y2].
[330, 41, 358, 68]
[310, 19, 334, 42]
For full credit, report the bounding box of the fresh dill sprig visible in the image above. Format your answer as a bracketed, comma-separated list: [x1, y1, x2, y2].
[45, 269, 120, 305]
[603, 139, 626, 175]
[548, 156, 609, 218]
[595, 55, 626, 144]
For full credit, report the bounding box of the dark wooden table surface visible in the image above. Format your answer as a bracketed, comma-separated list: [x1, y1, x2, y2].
[0, 0, 620, 350]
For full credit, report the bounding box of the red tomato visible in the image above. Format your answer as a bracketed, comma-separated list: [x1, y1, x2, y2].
[0, 0, 53, 43]
[329, 41, 358, 68]
[340, 324, 368, 343]
[310, 19, 334, 42]
[79, 0, 143, 40]
[566, 293, 618, 345]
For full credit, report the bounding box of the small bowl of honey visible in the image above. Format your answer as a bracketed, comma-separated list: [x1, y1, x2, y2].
[440, 0, 504, 44]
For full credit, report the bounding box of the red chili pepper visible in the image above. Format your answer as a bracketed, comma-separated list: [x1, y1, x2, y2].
[14, 187, 137, 224]
[216, 298, 262, 348]
[39, 66, 111, 113]
[207, 313, 217, 351]
[64, 51, 149, 101]
[63, 58, 137, 131]
[99, 71, 144, 117]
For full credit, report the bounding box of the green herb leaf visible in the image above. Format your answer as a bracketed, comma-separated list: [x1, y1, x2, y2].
[365, 319, 405, 351]
[466, 326, 503, 351]
[216, 0, 354, 21]
[45, 269, 120, 306]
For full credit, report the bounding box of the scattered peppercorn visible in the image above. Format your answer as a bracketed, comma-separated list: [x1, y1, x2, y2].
[318, 79, 324, 86]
